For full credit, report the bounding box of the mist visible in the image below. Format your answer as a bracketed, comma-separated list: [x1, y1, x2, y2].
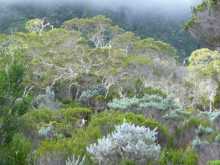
[3, 0, 201, 16]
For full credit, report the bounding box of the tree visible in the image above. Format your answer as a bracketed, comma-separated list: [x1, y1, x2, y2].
[187, 48, 220, 111]
[0, 47, 31, 144]
[63, 16, 122, 48]
[25, 18, 53, 34]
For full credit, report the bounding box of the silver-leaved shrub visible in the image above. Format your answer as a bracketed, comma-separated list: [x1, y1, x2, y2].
[79, 85, 106, 103]
[65, 155, 85, 165]
[38, 124, 54, 138]
[108, 94, 179, 112]
[87, 123, 161, 165]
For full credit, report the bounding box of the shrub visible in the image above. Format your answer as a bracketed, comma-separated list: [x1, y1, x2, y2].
[79, 85, 106, 103]
[25, 19, 44, 33]
[215, 134, 220, 143]
[208, 160, 220, 165]
[0, 133, 32, 165]
[159, 149, 198, 165]
[142, 87, 167, 97]
[13, 96, 32, 116]
[163, 109, 190, 121]
[182, 117, 210, 130]
[204, 111, 220, 121]
[87, 111, 170, 141]
[87, 123, 161, 165]
[35, 111, 170, 161]
[192, 137, 209, 149]
[108, 97, 139, 110]
[38, 124, 55, 139]
[21, 107, 91, 140]
[108, 94, 180, 112]
[139, 95, 179, 111]
[197, 125, 214, 136]
[35, 152, 66, 165]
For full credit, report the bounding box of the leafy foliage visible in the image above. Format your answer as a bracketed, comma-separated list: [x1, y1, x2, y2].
[0, 133, 31, 165]
[159, 149, 198, 165]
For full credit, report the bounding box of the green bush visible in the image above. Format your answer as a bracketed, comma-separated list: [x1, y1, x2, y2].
[175, 117, 210, 139]
[35, 111, 171, 160]
[208, 160, 220, 165]
[0, 133, 31, 165]
[21, 107, 92, 139]
[0, 113, 22, 144]
[0, 61, 25, 102]
[215, 134, 220, 142]
[184, 117, 210, 129]
[13, 96, 32, 116]
[0, 51, 32, 144]
[142, 87, 167, 98]
[159, 149, 198, 165]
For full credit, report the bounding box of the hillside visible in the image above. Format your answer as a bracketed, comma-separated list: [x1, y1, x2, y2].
[1, 0, 220, 165]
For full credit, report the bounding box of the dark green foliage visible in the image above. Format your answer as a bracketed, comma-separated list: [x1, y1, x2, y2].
[0, 49, 32, 149]
[0, 133, 31, 165]
[0, 111, 22, 144]
[0, 64, 24, 106]
[13, 96, 32, 116]
[159, 149, 198, 165]
[0, 58, 30, 112]
[5, 62, 24, 97]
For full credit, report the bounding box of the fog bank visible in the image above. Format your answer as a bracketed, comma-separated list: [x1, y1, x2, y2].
[2, 0, 201, 16]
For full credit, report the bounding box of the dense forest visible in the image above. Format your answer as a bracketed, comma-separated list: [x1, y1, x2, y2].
[1, 0, 220, 165]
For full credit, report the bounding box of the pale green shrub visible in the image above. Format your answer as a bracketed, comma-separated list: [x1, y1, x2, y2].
[108, 94, 180, 112]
